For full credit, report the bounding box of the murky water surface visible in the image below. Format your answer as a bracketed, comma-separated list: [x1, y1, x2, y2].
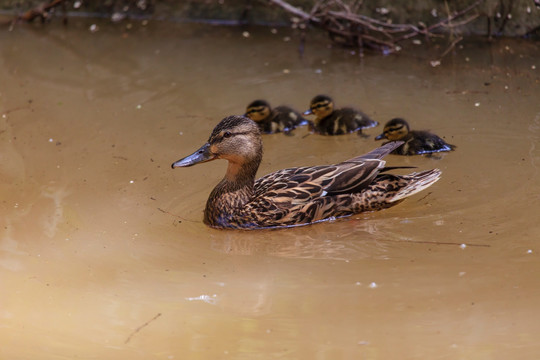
[1, 20, 540, 359]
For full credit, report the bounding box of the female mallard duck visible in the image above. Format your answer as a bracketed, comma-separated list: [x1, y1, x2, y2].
[375, 118, 456, 155]
[303, 94, 378, 135]
[171, 115, 441, 230]
[245, 99, 309, 134]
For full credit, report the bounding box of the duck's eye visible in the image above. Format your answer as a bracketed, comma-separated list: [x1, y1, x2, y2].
[223, 131, 232, 138]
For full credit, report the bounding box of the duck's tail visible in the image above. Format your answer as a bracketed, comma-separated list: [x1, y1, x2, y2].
[389, 169, 442, 202]
[346, 169, 442, 213]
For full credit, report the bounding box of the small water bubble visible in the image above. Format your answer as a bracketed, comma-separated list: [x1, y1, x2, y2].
[270, 28, 277, 34]
[111, 12, 125, 22]
[460, 244, 467, 249]
[283, 36, 291, 42]
[412, 39, 422, 45]
[474, 102, 480, 107]
[48, 138, 54, 143]
[89, 24, 99, 33]
[459, 272, 466, 277]
[129, 180, 135, 184]
[314, 69, 322, 74]
[527, 249, 533, 254]
[136, 104, 142, 109]
[368, 282, 378, 289]
[532, 65, 536, 70]
[242, 31, 250, 38]
[430, 60, 441, 67]
[282, 69, 290, 74]
[73, 0, 82, 9]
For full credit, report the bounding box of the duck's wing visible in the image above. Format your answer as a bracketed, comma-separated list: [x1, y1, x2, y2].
[254, 142, 404, 201]
[348, 141, 404, 160]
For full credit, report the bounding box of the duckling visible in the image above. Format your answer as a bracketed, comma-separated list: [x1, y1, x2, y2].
[375, 118, 456, 155]
[245, 99, 309, 134]
[303, 94, 378, 136]
[171, 115, 441, 230]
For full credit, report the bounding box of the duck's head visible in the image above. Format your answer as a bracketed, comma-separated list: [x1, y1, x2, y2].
[303, 95, 334, 121]
[245, 100, 271, 122]
[172, 116, 263, 173]
[375, 118, 410, 141]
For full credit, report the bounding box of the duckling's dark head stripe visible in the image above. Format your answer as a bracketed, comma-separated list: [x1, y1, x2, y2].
[385, 124, 405, 133]
[246, 106, 265, 115]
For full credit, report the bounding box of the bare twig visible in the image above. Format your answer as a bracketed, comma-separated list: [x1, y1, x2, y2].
[17, 0, 67, 22]
[268, 0, 485, 54]
[124, 313, 162, 344]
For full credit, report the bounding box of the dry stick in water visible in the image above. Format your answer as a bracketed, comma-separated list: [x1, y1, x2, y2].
[124, 313, 162, 344]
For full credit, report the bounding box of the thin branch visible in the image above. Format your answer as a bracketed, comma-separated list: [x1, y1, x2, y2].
[269, 0, 485, 55]
[124, 313, 162, 344]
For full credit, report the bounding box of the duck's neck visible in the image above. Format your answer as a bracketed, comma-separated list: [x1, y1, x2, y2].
[205, 158, 260, 218]
[221, 160, 258, 192]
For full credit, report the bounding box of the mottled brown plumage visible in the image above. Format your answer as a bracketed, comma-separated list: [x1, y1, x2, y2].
[171, 116, 442, 230]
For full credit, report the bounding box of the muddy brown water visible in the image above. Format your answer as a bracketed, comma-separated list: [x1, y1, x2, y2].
[1, 19, 540, 359]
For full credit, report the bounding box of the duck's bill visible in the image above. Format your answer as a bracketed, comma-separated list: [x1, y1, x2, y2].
[302, 109, 313, 116]
[374, 133, 385, 140]
[171, 143, 216, 168]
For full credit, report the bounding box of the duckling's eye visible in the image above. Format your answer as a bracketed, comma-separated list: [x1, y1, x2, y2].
[223, 131, 232, 138]
[312, 103, 328, 110]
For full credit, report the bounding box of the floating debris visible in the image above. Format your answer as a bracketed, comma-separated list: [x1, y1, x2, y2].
[185, 294, 218, 305]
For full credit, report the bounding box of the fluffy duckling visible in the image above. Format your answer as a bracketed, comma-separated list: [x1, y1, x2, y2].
[375, 118, 456, 155]
[171, 115, 441, 230]
[245, 99, 309, 134]
[304, 94, 378, 135]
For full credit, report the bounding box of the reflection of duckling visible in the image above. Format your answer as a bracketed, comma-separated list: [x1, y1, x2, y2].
[375, 118, 456, 155]
[171, 115, 441, 230]
[304, 95, 378, 135]
[245, 100, 309, 134]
